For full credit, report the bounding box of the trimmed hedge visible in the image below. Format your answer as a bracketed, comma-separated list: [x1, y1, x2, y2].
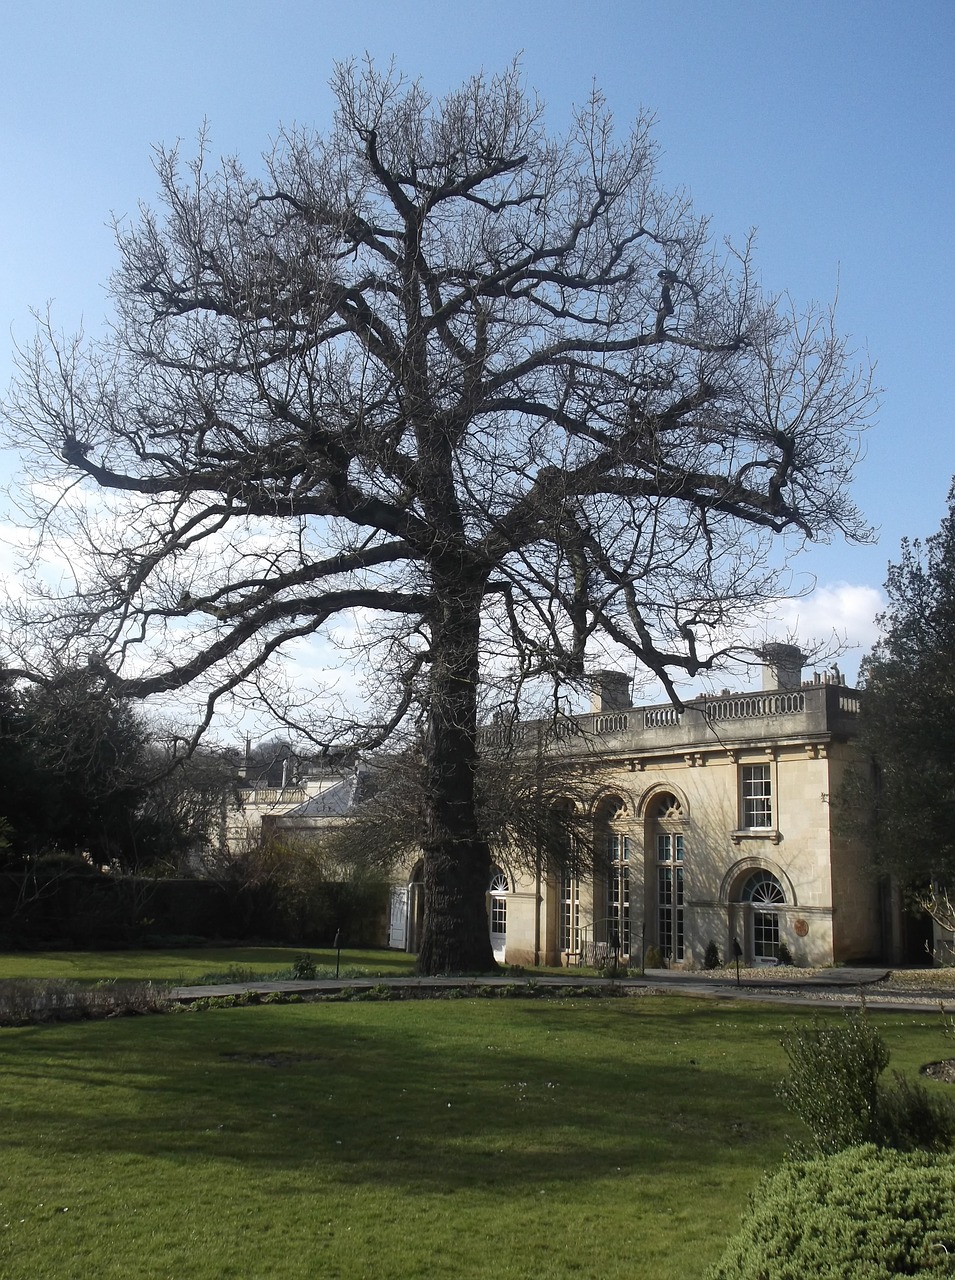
[706, 1144, 955, 1279]
[0, 870, 388, 949]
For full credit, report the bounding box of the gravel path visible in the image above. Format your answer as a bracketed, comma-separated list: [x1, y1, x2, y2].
[654, 967, 955, 1012]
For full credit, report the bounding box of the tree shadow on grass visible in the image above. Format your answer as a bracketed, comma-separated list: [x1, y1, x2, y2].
[0, 997, 798, 1195]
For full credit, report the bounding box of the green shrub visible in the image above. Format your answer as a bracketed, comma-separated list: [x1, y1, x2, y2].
[778, 1009, 955, 1155]
[776, 941, 794, 965]
[290, 953, 317, 980]
[703, 939, 721, 969]
[352, 983, 393, 1001]
[643, 944, 663, 969]
[706, 1145, 955, 1279]
[778, 1010, 889, 1153]
[192, 993, 247, 1010]
[877, 1071, 955, 1153]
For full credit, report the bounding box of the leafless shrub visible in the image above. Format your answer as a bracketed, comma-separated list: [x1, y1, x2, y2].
[0, 978, 169, 1026]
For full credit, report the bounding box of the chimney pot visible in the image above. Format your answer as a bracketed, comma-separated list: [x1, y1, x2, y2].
[590, 669, 632, 713]
[760, 643, 804, 692]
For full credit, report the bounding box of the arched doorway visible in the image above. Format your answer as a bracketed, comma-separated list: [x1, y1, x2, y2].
[740, 870, 785, 962]
[489, 868, 509, 962]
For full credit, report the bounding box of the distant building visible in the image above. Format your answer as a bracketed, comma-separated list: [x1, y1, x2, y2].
[222, 743, 361, 853]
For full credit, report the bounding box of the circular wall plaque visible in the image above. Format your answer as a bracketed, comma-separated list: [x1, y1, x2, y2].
[794, 918, 809, 937]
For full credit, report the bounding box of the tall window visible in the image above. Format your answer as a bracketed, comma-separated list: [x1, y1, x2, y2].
[654, 793, 685, 962]
[742, 870, 785, 960]
[657, 832, 684, 961]
[606, 834, 630, 954]
[558, 866, 581, 953]
[742, 764, 772, 828]
[555, 800, 581, 954]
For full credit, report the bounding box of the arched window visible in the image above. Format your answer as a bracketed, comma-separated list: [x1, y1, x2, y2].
[595, 796, 630, 957]
[404, 859, 426, 954]
[654, 793, 685, 962]
[741, 871, 785, 961]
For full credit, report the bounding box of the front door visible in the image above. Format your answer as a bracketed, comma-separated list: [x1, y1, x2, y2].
[740, 871, 785, 963]
[489, 870, 508, 962]
[388, 885, 407, 950]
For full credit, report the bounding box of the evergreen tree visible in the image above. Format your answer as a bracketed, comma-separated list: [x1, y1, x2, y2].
[845, 483, 955, 931]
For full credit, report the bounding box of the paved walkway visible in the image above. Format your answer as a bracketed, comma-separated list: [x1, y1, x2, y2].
[169, 966, 955, 1013]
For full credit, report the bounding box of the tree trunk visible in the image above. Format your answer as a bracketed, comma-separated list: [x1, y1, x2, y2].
[416, 582, 496, 975]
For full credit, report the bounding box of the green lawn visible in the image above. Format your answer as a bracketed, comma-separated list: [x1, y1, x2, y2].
[0, 946, 417, 984]
[0, 993, 950, 1280]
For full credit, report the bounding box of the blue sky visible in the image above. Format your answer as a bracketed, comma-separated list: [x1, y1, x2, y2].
[1, 0, 953, 687]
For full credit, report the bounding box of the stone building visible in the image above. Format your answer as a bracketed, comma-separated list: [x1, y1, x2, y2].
[388, 649, 894, 968]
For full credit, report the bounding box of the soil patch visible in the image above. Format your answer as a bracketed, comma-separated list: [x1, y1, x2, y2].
[220, 1051, 323, 1068]
[921, 1058, 955, 1084]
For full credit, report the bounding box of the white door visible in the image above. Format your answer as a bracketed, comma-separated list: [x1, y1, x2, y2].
[489, 871, 508, 962]
[388, 885, 408, 950]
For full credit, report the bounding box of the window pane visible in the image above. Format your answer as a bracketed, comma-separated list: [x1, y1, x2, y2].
[491, 897, 506, 933]
[742, 764, 772, 828]
[753, 910, 779, 959]
[658, 868, 684, 960]
[608, 865, 630, 950]
[656, 832, 685, 961]
[559, 871, 580, 951]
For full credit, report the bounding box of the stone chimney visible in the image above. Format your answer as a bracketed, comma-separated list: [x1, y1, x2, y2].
[760, 643, 804, 691]
[590, 669, 632, 713]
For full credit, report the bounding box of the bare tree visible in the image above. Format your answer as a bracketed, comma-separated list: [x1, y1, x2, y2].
[321, 734, 598, 887]
[2, 62, 874, 972]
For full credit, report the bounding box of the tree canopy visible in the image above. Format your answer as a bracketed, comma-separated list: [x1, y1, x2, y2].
[2, 63, 874, 971]
[842, 483, 955, 935]
[0, 676, 232, 872]
[321, 736, 596, 887]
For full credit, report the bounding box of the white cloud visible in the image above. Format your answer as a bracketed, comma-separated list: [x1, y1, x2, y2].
[774, 582, 884, 681]
[599, 580, 886, 706]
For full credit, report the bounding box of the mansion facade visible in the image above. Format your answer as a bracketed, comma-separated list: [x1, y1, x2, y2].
[389, 652, 896, 969]
[232, 647, 911, 969]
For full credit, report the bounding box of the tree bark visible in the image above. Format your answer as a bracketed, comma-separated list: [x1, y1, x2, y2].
[416, 580, 496, 975]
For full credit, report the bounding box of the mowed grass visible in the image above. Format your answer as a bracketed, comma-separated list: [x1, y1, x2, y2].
[0, 994, 950, 1280]
[0, 947, 417, 984]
